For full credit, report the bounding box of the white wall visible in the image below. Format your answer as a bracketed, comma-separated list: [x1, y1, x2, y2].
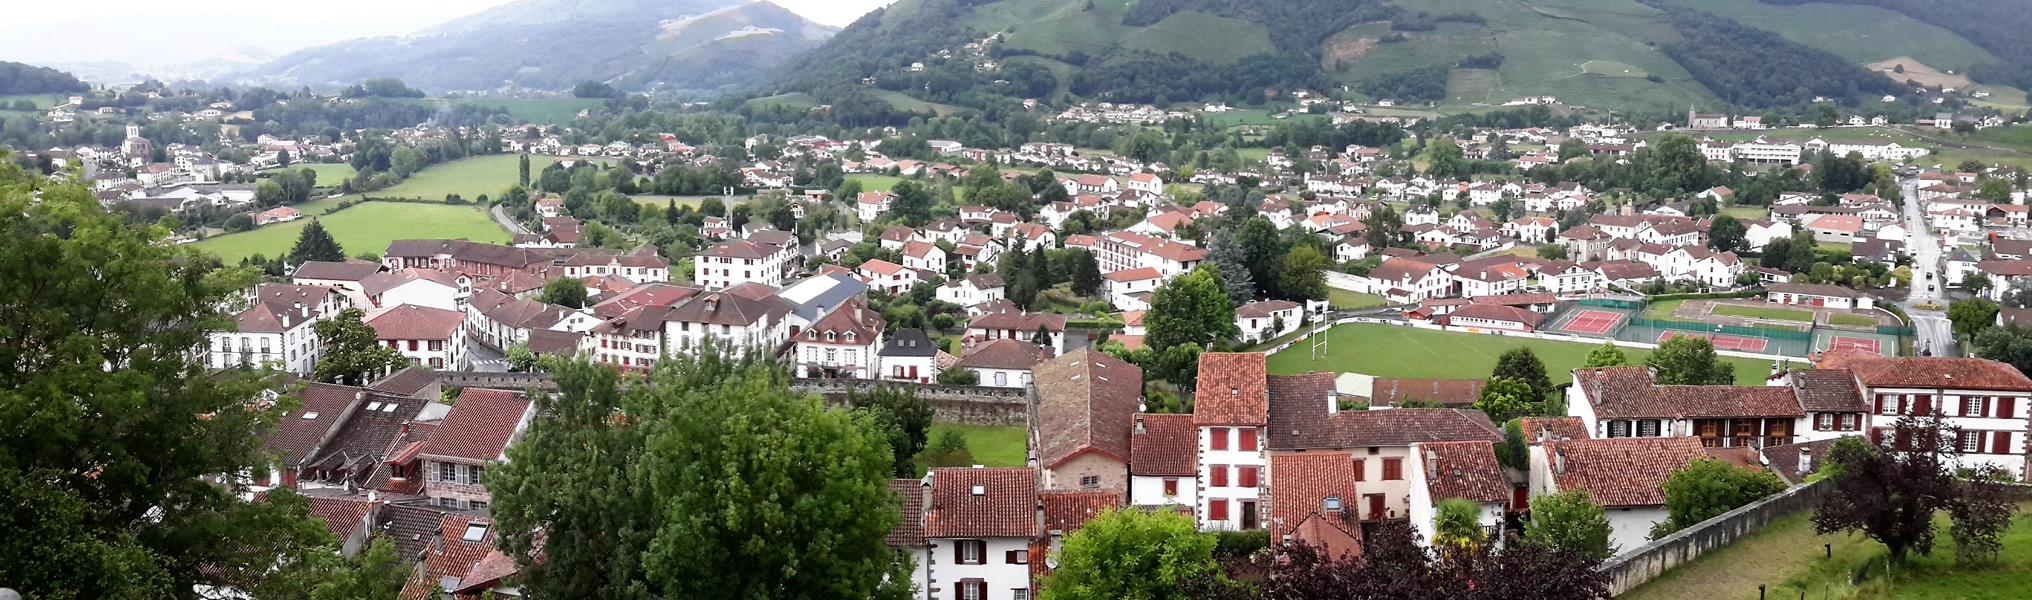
[971, 366, 1031, 388]
[381, 282, 458, 311]
[1199, 426, 1266, 531]
[1606, 507, 1669, 557]
[1130, 475, 1197, 510]
[926, 537, 1032, 600]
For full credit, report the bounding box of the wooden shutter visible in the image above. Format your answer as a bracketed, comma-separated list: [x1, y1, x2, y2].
[1353, 459, 1366, 482]
[2001, 397, 2018, 419]
[1239, 466, 1259, 488]
[1914, 395, 1932, 416]
[1383, 458, 1403, 480]
[1997, 432, 2014, 456]
[953, 541, 963, 564]
[1240, 428, 1258, 451]
[1005, 550, 1017, 564]
[1210, 499, 1228, 521]
[1211, 465, 1227, 487]
[1874, 394, 1886, 414]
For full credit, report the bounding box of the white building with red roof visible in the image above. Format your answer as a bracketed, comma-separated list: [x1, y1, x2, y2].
[1529, 437, 1706, 555]
[695, 234, 796, 290]
[794, 298, 886, 378]
[858, 258, 919, 295]
[206, 284, 348, 373]
[1126, 172, 1163, 195]
[418, 388, 534, 511]
[856, 191, 894, 222]
[366, 304, 468, 370]
[1235, 300, 1301, 343]
[1103, 267, 1163, 312]
[911, 467, 1040, 600]
[1817, 351, 2032, 478]
[1405, 440, 1512, 549]
[901, 241, 947, 275]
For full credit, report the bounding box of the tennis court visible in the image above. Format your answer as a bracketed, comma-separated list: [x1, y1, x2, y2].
[1820, 335, 1882, 354]
[1659, 331, 1771, 353]
[1553, 309, 1627, 336]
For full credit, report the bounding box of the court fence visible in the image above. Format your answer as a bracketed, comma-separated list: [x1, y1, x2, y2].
[1625, 317, 1813, 342]
[1876, 325, 1915, 337]
[1578, 298, 1646, 310]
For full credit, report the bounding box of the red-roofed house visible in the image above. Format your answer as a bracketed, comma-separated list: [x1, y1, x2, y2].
[1104, 267, 1163, 312]
[858, 258, 919, 295]
[1814, 353, 2032, 478]
[1266, 452, 1362, 545]
[1194, 353, 1270, 531]
[366, 304, 467, 370]
[418, 388, 534, 510]
[1568, 367, 1804, 448]
[1406, 441, 1511, 549]
[1034, 350, 1143, 492]
[794, 298, 886, 379]
[1236, 300, 1302, 343]
[255, 206, 303, 225]
[206, 284, 349, 373]
[1529, 437, 1706, 555]
[1436, 303, 1543, 332]
[1129, 413, 1198, 509]
[924, 467, 1039, 600]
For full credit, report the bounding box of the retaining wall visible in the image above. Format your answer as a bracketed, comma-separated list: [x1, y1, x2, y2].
[1599, 482, 1832, 596]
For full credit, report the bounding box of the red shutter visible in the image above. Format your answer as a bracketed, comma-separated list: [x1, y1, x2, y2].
[1353, 459, 1366, 482]
[1914, 395, 1932, 416]
[1240, 428, 1259, 451]
[1164, 478, 1178, 496]
[1874, 394, 1886, 414]
[2002, 398, 2018, 420]
[1383, 458, 1403, 480]
[1211, 466, 1228, 487]
[1210, 428, 1228, 450]
[1239, 466, 1259, 488]
[1005, 550, 1017, 564]
[1869, 428, 1882, 446]
[953, 541, 963, 564]
[1209, 499, 1229, 521]
[1997, 432, 2014, 456]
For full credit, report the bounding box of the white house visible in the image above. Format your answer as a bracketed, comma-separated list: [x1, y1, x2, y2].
[1235, 300, 1302, 343]
[207, 284, 348, 373]
[956, 338, 1051, 388]
[1529, 437, 1705, 556]
[1129, 413, 1198, 510]
[360, 268, 461, 311]
[1405, 441, 1510, 550]
[936, 274, 1006, 309]
[1104, 267, 1164, 312]
[878, 329, 943, 384]
[365, 304, 468, 370]
[793, 298, 885, 379]
[1194, 353, 1270, 531]
[917, 468, 1039, 600]
[1820, 352, 2032, 479]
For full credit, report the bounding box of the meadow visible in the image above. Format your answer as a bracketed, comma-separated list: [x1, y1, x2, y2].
[376, 154, 594, 201]
[925, 423, 1027, 469]
[447, 97, 605, 125]
[267, 163, 357, 186]
[1265, 323, 1772, 385]
[193, 201, 506, 263]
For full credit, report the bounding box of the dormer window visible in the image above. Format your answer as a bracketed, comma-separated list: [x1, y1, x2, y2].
[845, 332, 855, 342]
[826, 331, 836, 341]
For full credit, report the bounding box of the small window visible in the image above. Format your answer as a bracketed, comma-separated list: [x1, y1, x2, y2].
[1961, 431, 1982, 453]
[461, 523, 488, 542]
[1079, 475, 1099, 489]
[301, 412, 320, 420]
[1323, 496, 1343, 512]
[1638, 420, 1660, 437]
[1607, 421, 1631, 438]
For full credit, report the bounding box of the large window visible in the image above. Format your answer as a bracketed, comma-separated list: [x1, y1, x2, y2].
[437, 462, 456, 483]
[1608, 421, 1631, 438]
[1382, 458, 1403, 481]
[956, 539, 985, 565]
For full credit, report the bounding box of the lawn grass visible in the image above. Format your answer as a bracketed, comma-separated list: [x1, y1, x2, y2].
[193, 201, 506, 263]
[1720, 204, 1768, 220]
[927, 423, 1028, 468]
[449, 97, 603, 125]
[378, 155, 592, 201]
[0, 93, 63, 110]
[1327, 288, 1388, 310]
[1644, 299, 1688, 320]
[269, 163, 357, 186]
[1712, 304, 1818, 323]
[1829, 313, 1880, 328]
[1624, 503, 2032, 600]
[848, 174, 910, 193]
[1265, 323, 1772, 385]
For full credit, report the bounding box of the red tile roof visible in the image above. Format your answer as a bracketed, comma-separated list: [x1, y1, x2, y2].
[264, 383, 368, 466]
[956, 338, 1052, 370]
[1129, 414, 1198, 477]
[1544, 437, 1706, 507]
[1040, 489, 1122, 533]
[1417, 441, 1510, 504]
[926, 468, 1038, 539]
[365, 304, 464, 341]
[1815, 353, 2032, 391]
[1236, 300, 1301, 319]
[887, 479, 926, 548]
[400, 513, 497, 599]
[1193, 353, 1270, 426]
[1034, 349, 1144, 470]
[1268, 452, 1360, 540]
[1286, 512, 1365, 561]
[1573, 367, 1803, 419]
[1268, 375, 1502, 449]
[421, 388, 530, 463]
[1437, 304, 1544, 329]
[1517, 416, 1590, 443]
[302, 494, 373, 541]
[1789, 369, 1868, 412]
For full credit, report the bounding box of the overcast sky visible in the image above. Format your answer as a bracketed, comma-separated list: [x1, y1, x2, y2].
[0, 0, 893, 68]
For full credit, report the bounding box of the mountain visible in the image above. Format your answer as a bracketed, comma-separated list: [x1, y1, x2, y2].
[0, 61, 89, 96]
[780, 0, 2014, 115]
[241, 0, 835, 93]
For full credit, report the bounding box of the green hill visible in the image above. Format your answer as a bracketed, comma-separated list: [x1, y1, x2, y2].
[776, 0, 2006, 116]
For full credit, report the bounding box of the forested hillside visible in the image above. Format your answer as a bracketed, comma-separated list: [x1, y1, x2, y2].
[1655, 9, 1897, 108]
[0, 62, 88, 96]
[1760, 0, 2032, 89]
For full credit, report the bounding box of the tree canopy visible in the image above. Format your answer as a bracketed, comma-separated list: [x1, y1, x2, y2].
[1522, 489, 1616, 562]
[311, 308, 407, 385]
[1814, 417, 2017, 564]
[1646, 336, 1735, 385]
[1040, 508, 1222, 600]
[1146, 266, 1239, 354]
[1651, 457, 1786, 539]
[288, 219, 346, 265]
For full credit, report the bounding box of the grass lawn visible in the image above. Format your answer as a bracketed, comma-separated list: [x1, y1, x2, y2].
[847, 174, 911, 193]
[927, 424, 1027, 468]
[1266, 324, 1772, 385]
[449, 97, 603, 125]
[1644, 299, 1688, 320]
[269, 163, 357, 186]
[1720, 204, 1768, 220]
[378, 155, 594, 201]
[1625, 503, 2032, 600]
[1327, 288, 1387, 310]
[1712, 304, 1818, 323]
[1829, 313, 1880, 328]
[193, 201, 506, 263]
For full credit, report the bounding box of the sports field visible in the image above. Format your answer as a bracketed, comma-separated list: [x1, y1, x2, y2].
[1266, 323, 1772, 385]
[193, 201, 507, 263]
[268, 163, 356, 186]
[378, 155, 596, 201]
[1327, 288, 1387, 310]
[1549, 308, 1627, 336]
[1710, 304, 1816, 323]
[1659, 331, 1770, 353]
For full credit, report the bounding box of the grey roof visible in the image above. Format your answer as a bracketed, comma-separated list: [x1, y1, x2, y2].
[880, 329, 940, 357]
[779, 273, 870, 324]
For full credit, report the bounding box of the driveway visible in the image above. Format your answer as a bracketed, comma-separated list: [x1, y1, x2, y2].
[492, 203, 531, 236]
[1893, 178, 1957, 356]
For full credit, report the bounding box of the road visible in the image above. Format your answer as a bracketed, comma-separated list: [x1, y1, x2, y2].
[491, 203, 531, 236]
[1895, 177, 1957, 357]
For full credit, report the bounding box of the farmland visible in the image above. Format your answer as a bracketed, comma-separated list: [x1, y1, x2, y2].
[376, 154, 597, 201]
[193, 201, 506, 263]
[1266, 323, 1772, 385]
[268, 163, 357, 186]
[447, 97, 604, 125]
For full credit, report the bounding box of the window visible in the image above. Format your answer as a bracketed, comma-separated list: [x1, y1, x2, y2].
[956, 539, 985, 564]
[1238, 466, 1259, 488]
[994, 372, 1007, 386]
[429, 340, 443, 351]
[1239, 428, 1258, 451]
[461, 523, 489, 542]
[959, 581, 983, 600]
[1608, 421, 1631, 438]
[1352, 458, 1365, 482]
[407, 340, 419, 351]
[1210, 466, 1228, 487]
[1816, 414, 1835, 431]
[470, 466, 484, 485]
[1210, 428, 1229, 450]
[1163, 478, 1179, 497]
[1840, 414, 1859, 431]
[437, 462, 456, 483]
[1962, 431, 1982, 453]
[1013, 589, 1030, 600]
[1005, 549, 1028, 564]
[1382, 458, 1403, 481]
[1638, 420, 1660, 437]
[1079, 475, 1099, 489]
[1209, 499, 1229, 521]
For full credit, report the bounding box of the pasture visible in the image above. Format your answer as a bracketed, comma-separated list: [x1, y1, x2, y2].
[449, 97, 604, 125]
[1265, 323, 1772, 385]
[193, 201, 506, 263]
[378, 154, 594, 201]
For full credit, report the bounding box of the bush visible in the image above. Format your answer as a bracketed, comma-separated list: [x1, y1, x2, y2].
[1213, 529, 1270, 561]
[223, 213, 254, 232]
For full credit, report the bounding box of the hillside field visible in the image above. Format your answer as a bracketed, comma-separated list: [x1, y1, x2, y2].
[268, 163, 357, 186]
[448, 97, 604, 125]
[376, 154, 595, 201]
[193, 201, 506, 263]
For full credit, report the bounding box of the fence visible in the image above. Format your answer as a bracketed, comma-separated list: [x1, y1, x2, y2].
[1258, 314, 1803, 366]
[1600, 481, 1833, 596]
[1580, 298, 1646, 310]
[1876, 325, 1916, 337]
[1625, 317, 1814, 341]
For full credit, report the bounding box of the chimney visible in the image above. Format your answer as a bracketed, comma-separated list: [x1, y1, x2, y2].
[1798, 446, 1814, 475]
[1134, 414, 1146, 435]
[1424, 448, 1439, 480]
[1554, 447, 1567, 475]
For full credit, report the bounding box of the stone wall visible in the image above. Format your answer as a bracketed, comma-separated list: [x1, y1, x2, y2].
[1599, 481, 1832, 596]
[436, 371, 557, 392]
[430, 372, 1031, 427]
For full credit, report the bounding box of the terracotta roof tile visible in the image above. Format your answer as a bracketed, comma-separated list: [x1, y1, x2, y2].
[1035, 350, 1144, 469]
[263, 383, 369, 466]
[926, 468, 1038, 539]
[1268, 375, 1502, 450]
[1574, 367, 1804, 419]
[399, 513, 496, 599]
[1760, 436, 1850, 485]
[302, 494, 373, 541]
[1815, 354, 2032, 391]
[421, 389, 530, 463]
[1544, 437, 1706, 507]
[1417, 441, 1510, 504]
[369, 367, 439, 397]
[1040, 489, 1122, 533]
[1790, 369, 1868, 412]
[366, 304, 464, 341]
[1129, 414, 1197, 477]
[1517, 417, 1589, 443]
[956, 338, 1052, 370]
[1268, 453, 1361, 540]
[887, 479, 926, 548]
[1193, 353, 1270, 426]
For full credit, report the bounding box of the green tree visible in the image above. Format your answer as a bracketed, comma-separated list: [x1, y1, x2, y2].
[1495, 420, 1528, 469]
[937, 367, 979, 385]
[1426, 137, 1467, 179]
[1040, 508, 1221, 600]
[918, 428, 974, 467]
[1146, 266, 1238, 353]
[0, 169, 340, 596]
[1645, 336, 1734, 385]
[1473, 378, 1538, 424]
[1963, 272, 1994, 296]
[1070, 249, 1104, 297]
[256, 179, 287, 207]
[225, 213, 255, 232]
[1276, 244, 1330, 301]
[288, 219, 346, 264]
[505, 342, 539, 372]
[312, 308, 407, 385]
[1232, 216, 1285, 297]
[1584, 342, 1628, 368]
[541, 277, 589, 309]
[389, 146, 426, 179]
[1949, 299, 2001, 342]
[491, 353, 909, 599]
[1650, 458, 1786, 539]
[1491, 347, 1555, 403]
[890, 180, 934, 226]
[849, 386, 934, 477]
[1433, 498, 1488, 550]
[1707, 215, 1746, 253]
[306, 537, 409, 600]
[1814, 417, 2014, 565]
[519, 153, 531, 186]
[1523, 489, 1616, 562]
[1972, 325, 2032, 374]
[1557, 137, 1590, 162]
[1537, 244, 1568, 260]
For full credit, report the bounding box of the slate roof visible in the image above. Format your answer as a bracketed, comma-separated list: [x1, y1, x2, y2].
[1193, 353, 1270, 426]
[1544, 437, 1706, 507]
[1129, 413, 1198, 477]
[1790, 369, 1868, 413]
[420, 389, 530, 463]
[879, 328, 940, 357]
[1034, 349, 1144, 469]
[1815, 353, 2032, 391]
[293, 260, 382, 282]
[1760, 437, 1850, 485]
[360, 268, 460, 297]
[1418, 441, 1510, 504]
[1040, 489, 1122, 533]
[1573, 367, 1803, 419]
[925, 468, 1038, 539]
[887, 479, 926, 548]
[1268, 452, 1361, 541]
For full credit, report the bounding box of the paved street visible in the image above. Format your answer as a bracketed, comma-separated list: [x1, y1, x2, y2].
[491, 203, 532, 236]
[1897, 177, 1957, 357]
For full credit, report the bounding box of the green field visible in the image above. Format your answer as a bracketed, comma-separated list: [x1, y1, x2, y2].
[1625, 504, 2032, 600]
[193, 201, 506, 263]
[847, 174, 911, 193]
[269, 163, 357, 186]
[0, 93, 63, 110]
[870, 89, 961, 117]
[1647, 0, 1997, 72]
[1328, 288, 1388, 310]
[1829, 313, 1880, 328]
[1644, 299, 1688, 320]
[1266, 323, 1772, 385]
[1712, 304, 1817, 323]
[743, 92, 820, 112]
[449, 97, 604, 125]
[378, 155, 590, 201]
[1720, 204, 1768, 220]
[965, 0, 1131, 58]
[1123, 12, 1275, 64]
[926, 423, 1027, 468]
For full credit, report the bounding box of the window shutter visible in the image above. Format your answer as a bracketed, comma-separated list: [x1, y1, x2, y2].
[1353, 459, 1365, 482]
[1211, 466, 1228, 487]
[1005, 550, 1016, 564]
[1211, 428, 1228, 450]
[1997, 432, 2014, 456]
[1210, 499, 1229, 521]
[1914, 395, 1931, 416]
[953, 541, 963, 564]
[1874, 394, 1886, 414]
[2002, 398, 2018, 420]
[1239, 466, 1259, 488]
[1240, 428, 1258, 451]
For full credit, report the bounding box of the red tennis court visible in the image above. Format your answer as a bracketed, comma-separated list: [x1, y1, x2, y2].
[1825, 336, 1881, 354]
[1558, 309, 1626, 335]
[1659, 331, 1770, 353]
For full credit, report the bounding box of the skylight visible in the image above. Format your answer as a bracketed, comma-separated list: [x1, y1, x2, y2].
[461, 523, 489, 542]
[302, 412, 320, 420]
[365, 402, 383, 412]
